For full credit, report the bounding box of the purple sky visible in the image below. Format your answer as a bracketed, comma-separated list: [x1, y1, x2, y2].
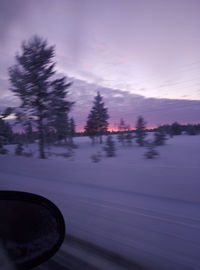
[0, 0, 200, 130]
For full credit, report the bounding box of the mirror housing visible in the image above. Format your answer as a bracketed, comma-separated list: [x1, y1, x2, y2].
[0, 191, 65, 269]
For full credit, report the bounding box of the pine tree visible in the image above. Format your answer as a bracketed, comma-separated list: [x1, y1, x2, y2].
[0, 107, 13, 153]
[48, 77, 73, 143]
[9, 36, 54, 158]
[125, 131, 134, 147]
[117, 119, 127, 146]
[186, 124, 197, 135]
[25, 122, 34, 143]
[68, 117, 76, 145]
[103, 135, 116, 157]
[9, 36, 73, 158]
[85, 92, 109, 143]
[170, 122, 182, 136]
[135, 116, 147, 146]
[154, 127, 167, 146]
[69, 118, 75, 136]
[145, 141, 159, 159]
[0, 120, 13, 144]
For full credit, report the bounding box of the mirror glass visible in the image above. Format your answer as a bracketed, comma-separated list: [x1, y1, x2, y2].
[0, 191, 65, 269]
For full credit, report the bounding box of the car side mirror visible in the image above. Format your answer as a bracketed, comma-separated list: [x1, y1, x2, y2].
[0, 191, 65, 269]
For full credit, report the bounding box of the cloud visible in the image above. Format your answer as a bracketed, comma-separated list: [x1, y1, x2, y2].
[1, 0, 200, 100]
[1, 76, 200, 131]
[67, 79, 200, 131]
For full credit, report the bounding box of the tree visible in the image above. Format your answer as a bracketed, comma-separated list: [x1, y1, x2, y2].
[25, 122, 34, 143]
[145, 141, 159, 159]
[9, 36, 73, 158]
[125, 131, 134, 147]
[135, 116, 147, 146]
[48, 77, 73, 143]
[68, 117, 76, 145]
[69, 118, 75, 136]
[9, 36, 54, 158]
[186, 124, 197, 135]
[103, 135, 116, 157]
[0, 144, 8, 155]
[117, 118, 127, 146]
[15, 143, 24, 156]
[85, 92, 109, 143]
[170, 122, 182, 136]
[0, 107, 13, 154]
[0, 120, 13, 144]
[154, 127, 167, 146]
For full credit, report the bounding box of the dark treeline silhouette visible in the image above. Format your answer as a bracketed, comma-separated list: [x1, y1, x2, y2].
[155, 122, 200, 136]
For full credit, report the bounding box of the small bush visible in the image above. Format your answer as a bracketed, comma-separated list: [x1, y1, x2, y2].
[103, 135, 116, 157]
[51, 152, 72, 158]
[154, 128, 167, 146]
[60, 152, 72, 158]
[0, 147, 8, 155]
[145, 142, 159, 159]
[15, 143, 24, 156]
[23, 152, 33, 158]
[91, 152, 102, 163]
[68, 142, 78, 149]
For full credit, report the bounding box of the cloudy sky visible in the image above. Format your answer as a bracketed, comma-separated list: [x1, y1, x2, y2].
[0, 0, 200, 129]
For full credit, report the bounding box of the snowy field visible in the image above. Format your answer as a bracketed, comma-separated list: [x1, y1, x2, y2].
[0, 134, 200, 270]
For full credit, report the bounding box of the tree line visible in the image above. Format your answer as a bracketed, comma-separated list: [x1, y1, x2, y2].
[0, 36, 200, 158]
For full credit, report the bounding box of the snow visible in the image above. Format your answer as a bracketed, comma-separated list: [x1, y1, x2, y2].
[0, 134, 200, 269]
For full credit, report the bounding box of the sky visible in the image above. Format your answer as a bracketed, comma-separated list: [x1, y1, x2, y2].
[0, 0, 200, 129]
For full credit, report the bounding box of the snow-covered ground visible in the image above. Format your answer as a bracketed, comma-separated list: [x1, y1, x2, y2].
[0, 134, 200, 270]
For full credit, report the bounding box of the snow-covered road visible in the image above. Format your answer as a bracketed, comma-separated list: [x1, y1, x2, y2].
[1, 167, 200, 269]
